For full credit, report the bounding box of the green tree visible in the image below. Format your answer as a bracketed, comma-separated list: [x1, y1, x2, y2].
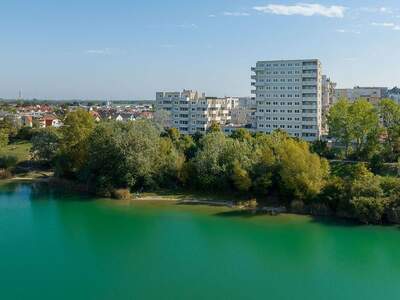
[277, 139, 330, 201]
[0, 129, 9, 147]
[327, 99, 353, 156]
[379, 99, 400, 161]
[328, 98, 380, 159]
[349, 99, 380, 158]
[231, 160, 252, 192]
[31, 128, 61, 162]
[57, 109, 95, 175]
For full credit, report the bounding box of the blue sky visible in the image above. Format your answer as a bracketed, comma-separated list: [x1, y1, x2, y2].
[1, 0, 400, 100]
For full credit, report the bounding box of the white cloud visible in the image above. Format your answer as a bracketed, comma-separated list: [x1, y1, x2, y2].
[371, 22, 400, 31]
[336, 29, 360, 34]
[208, 14, 216, 18]
[223, 12, 250, 17]
[85, 48, 113, 55]
[253, 3, 346, 18]
[177, 23, 198, 29]
[371, 22, 395, 27]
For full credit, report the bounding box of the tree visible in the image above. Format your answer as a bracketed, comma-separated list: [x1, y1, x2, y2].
[328, 98, 380, 159]
[31, 127, 61, 162]
[207, 122, 221, 133]
[276, 139, 330, 201]
[153, 109, 171, 131]
[349, 99, 380, 158]
[230, 128, 252, 142]
[57, 109, 95, 175]
[379, 99, 400, 161]
[351, 197, 387, 224]
[0, 129, 9, 147]
[192, 132, 230, 189]
[231, 160, 252, 192]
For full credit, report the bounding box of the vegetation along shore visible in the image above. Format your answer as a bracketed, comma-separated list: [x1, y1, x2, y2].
[2, 98, 400, 225]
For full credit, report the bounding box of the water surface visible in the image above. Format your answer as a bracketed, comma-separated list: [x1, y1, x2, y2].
[1, 182, 400, 300]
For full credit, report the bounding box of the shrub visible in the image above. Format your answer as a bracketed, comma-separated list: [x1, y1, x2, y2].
[0, 155, 18, 169]
[290, 200, 305, 214]
[112, 189, 132, 200]
[351, 197, 388, 224]
[0, 169, 12, 179]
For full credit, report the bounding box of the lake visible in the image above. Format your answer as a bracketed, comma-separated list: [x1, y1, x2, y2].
[1, 182, 400, 300]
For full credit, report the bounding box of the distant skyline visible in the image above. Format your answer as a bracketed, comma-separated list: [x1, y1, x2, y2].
[1, 0, 400, 100]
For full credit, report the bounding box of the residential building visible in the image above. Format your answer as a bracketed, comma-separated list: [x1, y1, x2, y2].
[231, 97, 256, 126]
[335, 86, 388, 105]
[155, 90, 238, 134]
[388, 87, 400, 104]
[321, 75, 337, 133]
[251, 59, 323, 141]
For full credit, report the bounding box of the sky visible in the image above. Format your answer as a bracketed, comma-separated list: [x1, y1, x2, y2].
[1, 0, 400, 100]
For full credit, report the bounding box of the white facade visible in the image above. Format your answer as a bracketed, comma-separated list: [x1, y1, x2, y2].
[155, 90, 238, 134]
[252, 59, 323, 141]
[335, 86, 388, 105]
[230, 97, 256, 126]
[322, 75, 337, 134]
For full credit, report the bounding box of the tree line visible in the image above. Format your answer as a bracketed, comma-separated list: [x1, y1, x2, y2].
[24, 106, 400, 225]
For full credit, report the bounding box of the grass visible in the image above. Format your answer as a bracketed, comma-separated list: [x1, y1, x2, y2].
[0, 141, 32, 162]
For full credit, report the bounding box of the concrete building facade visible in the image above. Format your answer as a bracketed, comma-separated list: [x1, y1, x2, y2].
[251, 59, 323, 141]
[155, 90, 238, 134]
[335, 86, 388, 105]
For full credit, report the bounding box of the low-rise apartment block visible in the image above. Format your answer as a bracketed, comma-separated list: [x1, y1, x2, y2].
[155, 90, 238, 134]
[335, 86, 388, 105]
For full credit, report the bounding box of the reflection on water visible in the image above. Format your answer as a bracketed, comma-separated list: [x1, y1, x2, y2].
[0, 182, 400, 300]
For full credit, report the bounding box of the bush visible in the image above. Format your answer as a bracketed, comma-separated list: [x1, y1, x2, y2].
[380, 176, 400, 197]
[290, 200, 305, 214]
[0, 169, 12, 179]
[351, 197, 387, 224]
[112, 189, 132, 200]
[0, 155, 18, 169]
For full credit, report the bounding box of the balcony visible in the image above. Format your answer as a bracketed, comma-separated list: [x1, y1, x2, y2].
[251, 75, 257, 80]
[251, 90, 257, 94]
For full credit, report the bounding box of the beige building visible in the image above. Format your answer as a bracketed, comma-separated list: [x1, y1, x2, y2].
[335, 86, 388, 105]
[155, 90, 238, 134]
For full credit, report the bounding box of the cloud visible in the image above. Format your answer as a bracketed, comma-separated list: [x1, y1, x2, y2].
[371, 22, 400, 31]
[177, 23, 198, 29]
[223, 12, 250, 17]
[85, 48, 113, 55]
[253, 3, 346, 18]
[208, 14, 216, 18]
[336, 29, 360, 34]
[360, 7, 394, 14]
[371, 22, 395, 27]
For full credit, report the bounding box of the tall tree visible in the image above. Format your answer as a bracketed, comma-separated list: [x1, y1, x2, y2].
[379, 99, 400, 160]
[327, 99, 353, 157]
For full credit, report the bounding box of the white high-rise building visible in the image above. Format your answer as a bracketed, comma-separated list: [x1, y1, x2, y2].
[251, 59, 323, 141]
[155, 90, 238, 134]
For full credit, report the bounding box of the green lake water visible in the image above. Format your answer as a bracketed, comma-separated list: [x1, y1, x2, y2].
[1, 182, 400, 300]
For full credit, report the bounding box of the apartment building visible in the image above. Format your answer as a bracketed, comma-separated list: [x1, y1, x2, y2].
[230, 97, 257, 126]
[335, 86, 388, 105]
[322, 76, 337, 133]
[251, 59, 323, 141]
[155, 90, 238, 134]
